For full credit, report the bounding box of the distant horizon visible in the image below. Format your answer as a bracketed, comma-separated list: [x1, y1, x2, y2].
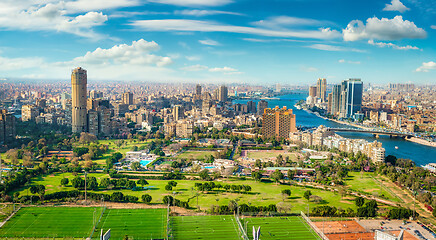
[0, 0, 435, 84]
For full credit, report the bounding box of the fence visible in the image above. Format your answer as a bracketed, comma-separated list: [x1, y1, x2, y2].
[300, 211, 329, 240]
[234, 214, 249, 240]
[88, 206, 106, 239]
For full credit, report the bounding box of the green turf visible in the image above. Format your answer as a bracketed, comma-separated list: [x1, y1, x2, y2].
[92, 208, 167, 240]
[171, 215, 240, 240]
[0, 207, 102, 238]
[344, 172, 401, 202]
[241, 216, 320, 240]
[175, 151, 215, 160]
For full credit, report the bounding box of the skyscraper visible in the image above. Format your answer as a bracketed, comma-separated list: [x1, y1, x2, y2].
[71, 67, 88, 133]
[123, 92, 134, 105]
[316, 78, 327, 101]
[345, 79, 363, 118]
[218, 85, 228, 102]
[173, 105, 184, 121]
[331, 84, 342, 116]
[309, 86, 317, 98]
[196, 84, 202, 95]
[262, 106, 296, 139]
[257, 100, 268, 116]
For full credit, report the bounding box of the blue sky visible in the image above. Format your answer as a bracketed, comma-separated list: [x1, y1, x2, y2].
[0, 0, 435, 85]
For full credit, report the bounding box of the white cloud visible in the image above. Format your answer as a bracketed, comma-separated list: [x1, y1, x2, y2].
[383, 0, 410, 13]
[148, 0, 233, 7]
[131, 19, 341, 40]
[253, 16, 330, 29]
[415, 61, 436, 72]
[307, 44, 364, 52]
[199, 39, 220, 46]
[65, 0, 141, 13]
[186, 55, 201, 61]
[368, 39, 419, 50]
[67, 39, 172, 67]
[180, 64, 208, 71]
[0, 2, 108, 39]
[343, 16, 426, 41]
[174, 10, 242, 17]
[209, 67, 238, 72]
[338, 59, 361, 64]
[300, 66, 318, 72]
[431, 25, 436, 29]
[0, 56, 44, 71]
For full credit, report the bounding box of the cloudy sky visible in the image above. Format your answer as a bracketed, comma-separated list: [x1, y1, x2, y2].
[0, 0, 435, 85]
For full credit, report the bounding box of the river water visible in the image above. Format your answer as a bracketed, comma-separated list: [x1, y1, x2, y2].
[233, 93, 436, 166]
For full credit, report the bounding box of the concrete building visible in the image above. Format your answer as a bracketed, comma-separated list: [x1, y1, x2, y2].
[71, 67, 88, 133]
[218, 85, 228, 102]
[122, 92, 134, 105]
[196, 84, 202, 95]
[89, 90, 103, 99]
[309, 86, 317, 98]
[21, 105, 39, 122]
[316, 78, 327, 101]
[262, 106, 296, 139]
[331, 84, 342, 116]
[257, 100, 268, 116]
[173, 105, 184, 121]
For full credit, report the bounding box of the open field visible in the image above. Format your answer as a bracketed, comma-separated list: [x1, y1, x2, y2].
[242, 150, 298, 161]
[171, 215, 240, 240]
[14, 172, 356, 213]
[92, 208, 167, 239]
[0, 207, 100, 238]
[242, 216, 320, 240]
[344, 172, 401, 203]
[175, 150, 215, 160]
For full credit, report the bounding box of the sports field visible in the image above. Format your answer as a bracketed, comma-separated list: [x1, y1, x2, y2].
[0, 207, 101, 238]
[242, 216, 320, 240]
[176, 151, 215, 160]
[92, 208, 167, 240]
[171, 215, 240, 240]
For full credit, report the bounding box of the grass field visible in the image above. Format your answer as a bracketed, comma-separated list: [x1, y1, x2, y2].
[171, 215, 240, 240]
[241, 216, 320, 240]
[344, 172, 401, 202]
[243, 150, 298, 161]
[0, 207, 101, 238]
[175, 151, 215, 160]
[92, 208, 167, 240]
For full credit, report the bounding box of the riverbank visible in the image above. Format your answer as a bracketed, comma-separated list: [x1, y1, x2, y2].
[406, 137, 436, 148]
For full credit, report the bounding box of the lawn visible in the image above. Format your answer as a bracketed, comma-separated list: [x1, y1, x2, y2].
[92, 208, 167, 240]
[171, 215, 240, 240]
[244, 150, 298, 161]
[0, 207, 101, 238]
[175, 151, 215, 160]
[344, 172, 401, 202]
[14, 172, 356, 214]
[241, 216, 320, 240]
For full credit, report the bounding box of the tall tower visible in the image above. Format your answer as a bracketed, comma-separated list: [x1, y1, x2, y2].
[71, 67, 88, 133]
[345, 79, 363, 118]
[123, 92, 134, 105]
[316, 78, 327, 101]
[331, 84, 342, 116]
[262, 106, 296, 139]
[196, 84, 202, 96]
[218, 85, 228, 102]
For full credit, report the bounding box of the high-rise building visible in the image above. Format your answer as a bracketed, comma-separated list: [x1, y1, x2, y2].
[21, 105, 39, 122]
[196, 84, 202, 96]
[345, 79, 363, 118]
[123, 92, 134, 105]
[327, 92, 333, 114]
[262, 106, 296, 139]
[331, 84, 342, 116]
[257, 100, 268, 116]
[316, 78, 327, 101]
[218, 85, 228, 102]
[71, 67, 88, 133]
[173, 105, 184, 121]
[309, 86, 317, 98]
[247, 101, 256, 113]
[0, 110, 16, 144]
[89, 90, 103, 99]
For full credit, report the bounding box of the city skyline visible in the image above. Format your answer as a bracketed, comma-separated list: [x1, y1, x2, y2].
[0, 0, 435, 85]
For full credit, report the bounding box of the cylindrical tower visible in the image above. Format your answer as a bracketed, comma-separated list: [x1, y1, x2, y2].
[71, 67, 87, 133]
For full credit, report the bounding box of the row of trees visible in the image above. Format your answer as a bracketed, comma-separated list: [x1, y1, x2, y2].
[194, 182, 252, 193]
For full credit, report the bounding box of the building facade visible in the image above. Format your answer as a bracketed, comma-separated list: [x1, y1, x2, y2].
[262, 106, 296, 139]
[71, 67, 88, 133]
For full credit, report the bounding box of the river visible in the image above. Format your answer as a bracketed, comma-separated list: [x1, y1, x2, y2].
[233, 93, 436, 166]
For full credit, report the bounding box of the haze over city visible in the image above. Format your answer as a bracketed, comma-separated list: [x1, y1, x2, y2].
[0, 0, 435, 84]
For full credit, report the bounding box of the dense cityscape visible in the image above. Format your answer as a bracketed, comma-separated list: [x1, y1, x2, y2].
[1, 0, 436, 240]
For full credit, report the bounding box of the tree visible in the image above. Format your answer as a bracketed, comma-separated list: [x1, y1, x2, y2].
[271, 169, 284, 184]
[86, 176, 99, 190]
[37, 185, 45, 202]
[165, 185, 173, 191]
[168, 181, 177, 187]
[137, 177, 149, 188]
[199, 169, 210, 180]
[131, 161, 141, 171]
[355, 197, 365, 207]
[100, 178, 111, 189]
[303, 190, 312, 200]
[282, 189, 292, 198]
[60, 178, 69, 187]
[142, 194, 152, 203]
[72, 176, 85, 189]
[252, 171, 262, 181]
